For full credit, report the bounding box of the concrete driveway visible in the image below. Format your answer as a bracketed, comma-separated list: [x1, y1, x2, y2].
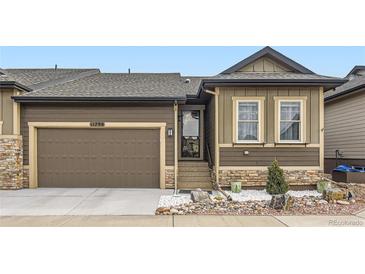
[0, 188, 172, 216]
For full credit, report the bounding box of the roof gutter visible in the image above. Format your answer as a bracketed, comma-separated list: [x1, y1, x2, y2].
[197, 78, 347, 97]
[12, 96, 187, 103]
[202, 79, 346, 84]
[0, 81, 32, 92]
[325, 84, 365, 102]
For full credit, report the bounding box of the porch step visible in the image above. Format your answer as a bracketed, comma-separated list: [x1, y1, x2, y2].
[177, 161, 212, 190]
[178, 175, 211, 182]
[178, 171, 211, 177]
[179, 166, 211, 172]
[178, 161, 209, 167]
[177, 182, 213, 190]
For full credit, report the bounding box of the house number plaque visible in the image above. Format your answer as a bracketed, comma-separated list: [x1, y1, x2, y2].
[90, 121, 105, 127]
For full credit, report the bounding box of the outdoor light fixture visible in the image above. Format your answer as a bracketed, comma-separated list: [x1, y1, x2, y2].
[167, 128, 173, 137]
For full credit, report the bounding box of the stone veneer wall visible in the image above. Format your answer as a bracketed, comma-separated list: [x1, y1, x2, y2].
[211, 168, 323, 188]
[23, 166, 29, 188]
[0, 136, 24, 190]
[165, 166, 175, 189]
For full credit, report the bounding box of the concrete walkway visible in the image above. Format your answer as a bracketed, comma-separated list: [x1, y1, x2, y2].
[1, 211, 364, 227]
[0, 188, 172, 216]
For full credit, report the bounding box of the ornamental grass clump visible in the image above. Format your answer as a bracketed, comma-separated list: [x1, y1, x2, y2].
[266, 160, 288, 195]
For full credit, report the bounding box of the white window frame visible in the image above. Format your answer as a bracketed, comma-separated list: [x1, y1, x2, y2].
[236, 99, 262, 144]
[278, 99, 304, 143]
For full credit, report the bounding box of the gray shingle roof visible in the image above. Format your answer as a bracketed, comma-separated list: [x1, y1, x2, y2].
[325, 75, 365, 100]
[0, 68, 100, 90]
[0, 72, 17, 82]
[14, 73, 202, 100]
[181, 76, 203, 96]
[13, 70, 344, 101]
[346, 66, 365, 77]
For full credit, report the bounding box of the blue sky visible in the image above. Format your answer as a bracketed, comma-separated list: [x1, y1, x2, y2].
[0, 46, 364, 77]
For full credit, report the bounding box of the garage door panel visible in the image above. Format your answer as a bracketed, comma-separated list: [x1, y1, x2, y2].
[37, 128, 160, 188]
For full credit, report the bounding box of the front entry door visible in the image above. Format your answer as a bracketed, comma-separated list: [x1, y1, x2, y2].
[179, 107, 204, 160]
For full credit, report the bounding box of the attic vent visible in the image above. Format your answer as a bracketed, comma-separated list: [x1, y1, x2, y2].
[184, 78, 191, 83]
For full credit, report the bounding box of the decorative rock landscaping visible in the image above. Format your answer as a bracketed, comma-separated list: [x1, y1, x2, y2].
[324, 188, 347, 202]
[269, 194, 294, 210]
[158, 194, 191, 208]
[156, 183, 365, 216]
[191, 189, 211, 203]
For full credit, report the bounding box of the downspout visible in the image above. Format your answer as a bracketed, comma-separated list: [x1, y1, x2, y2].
[173, 101, 179, 196]
[319, 86, 325, 172]
[214, 88, 220, 188]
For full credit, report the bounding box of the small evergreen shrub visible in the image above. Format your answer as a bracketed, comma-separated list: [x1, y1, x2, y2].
[266, 160, 288, 195]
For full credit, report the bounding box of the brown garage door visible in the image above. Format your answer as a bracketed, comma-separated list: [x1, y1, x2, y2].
[37, 128, 160, 188]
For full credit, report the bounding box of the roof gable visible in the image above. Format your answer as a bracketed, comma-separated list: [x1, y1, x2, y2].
[238, 56, 292, 73]
[346, 65, 365, 77]
[221, 46, 314, 74]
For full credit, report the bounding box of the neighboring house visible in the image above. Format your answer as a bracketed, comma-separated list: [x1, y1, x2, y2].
[0, 47, 345, 190]
[324, 66, 365, 173]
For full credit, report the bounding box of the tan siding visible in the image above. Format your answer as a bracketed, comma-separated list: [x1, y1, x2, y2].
[310, 88, 319, 143]
[278, 87, 289, 96]
[218, 91, 224, 143]
[257, 88, 268, 141]
[0, 89, 14, 134]
[218, 86, 320, 144]
[224, 88, 233, 142]
[238, 57, 292, 72]
[220, 147, 320, 166]
[325, 92, 365, 159]
[298, 88, 311, 142]
[267, 88, 277, 143]
[21, 103, 174, 165]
